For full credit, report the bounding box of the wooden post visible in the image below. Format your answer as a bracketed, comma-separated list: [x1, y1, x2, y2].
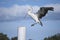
[18, 27, 26, 40]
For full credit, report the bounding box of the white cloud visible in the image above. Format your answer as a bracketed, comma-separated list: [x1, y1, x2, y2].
[0, 5, 27, 16]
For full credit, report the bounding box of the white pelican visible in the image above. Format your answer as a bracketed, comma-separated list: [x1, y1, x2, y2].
[27, 7, 54, 26]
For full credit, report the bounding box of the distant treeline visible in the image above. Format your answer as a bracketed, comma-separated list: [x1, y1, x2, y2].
[44, 33, 60, 40]
[0, 33, 60, 40]
[0, 33, 17, 40]
[0, 33, 9, 40]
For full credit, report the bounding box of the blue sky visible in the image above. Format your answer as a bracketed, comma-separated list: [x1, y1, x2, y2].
[0, 0, 60, 7]
[0, 0, 60, 40]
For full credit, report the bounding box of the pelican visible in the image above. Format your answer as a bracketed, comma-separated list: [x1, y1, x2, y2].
[27, 7, 54, 26]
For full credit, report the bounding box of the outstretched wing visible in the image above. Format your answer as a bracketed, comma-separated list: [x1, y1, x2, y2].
[36, 7, 54, 19]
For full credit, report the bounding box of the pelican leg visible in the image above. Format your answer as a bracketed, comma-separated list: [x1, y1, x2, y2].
[38, 19, 43, 26]
[31, 23, 37, 26]
[39, 21, 43, 26]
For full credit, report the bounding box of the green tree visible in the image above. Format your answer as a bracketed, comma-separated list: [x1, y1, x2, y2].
[44, 33, 60, 40]
[0, 33, 9, 40]
[11, 36, 17, 40]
